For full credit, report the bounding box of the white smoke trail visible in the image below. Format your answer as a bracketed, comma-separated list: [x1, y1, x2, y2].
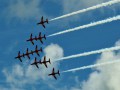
[48, 15, 120, 37]
[56, 46, 120, 61]
[62, 59, 120, 73]
[50, 0, 120, 21]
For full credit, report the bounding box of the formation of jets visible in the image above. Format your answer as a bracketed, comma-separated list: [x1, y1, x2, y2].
[15, 45, 42, 62]
[15, 16, 60, 80]
[27, 32, 46, 45]
[31, 56, 51, 69]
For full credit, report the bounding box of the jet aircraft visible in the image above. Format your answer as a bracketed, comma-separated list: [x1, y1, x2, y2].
[48, 68, 60, 80]
[37, 32, 46, 44]
[40, 56, 51, 68]
[25, 48, 30, 59]
[15, 51, 23, 62]
[26, 33, 34, 45]
[33, 45, 42, 56]
[37, 16, 48, 28]
[31, 57, 40, 68]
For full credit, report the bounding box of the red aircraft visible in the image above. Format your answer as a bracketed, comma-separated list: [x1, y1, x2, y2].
[31, 57, 40, 68]
[48, 68, 60, 80]
[40, 56, 51, 68]
[33, 45, 42, 56]
[15, 51, 23, 62]
[26, 33, 34, 45]
[37, 32, 46, 44]
[25, 48, 30, 59]
[37, 16, 48, 28]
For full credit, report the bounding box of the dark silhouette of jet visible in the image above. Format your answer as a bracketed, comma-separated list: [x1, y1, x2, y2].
[22, 53, 25, 58]
[15, 51, 23, 62]
[33, 45, 42, 56]
[37, 32, 46, 44]
[31, 57, 40, 68]
[37, 16, 48, 28]
[26, 33, 34, 45]
[48, 68, 60, 80]
[25, 48, 30, 59]
[34, 36, 38, 41]
[40, 56, 51, 68]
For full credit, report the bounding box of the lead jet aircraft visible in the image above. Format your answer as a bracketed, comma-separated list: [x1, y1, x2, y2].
[25, 48, 30, 59]
[37, 32, 46, 44]
[31, 57, 40, 68]
[37, 16, 48, 28]
[33, 45, 42, 56]
[15, 51, 23, 62]
[26, 33, 34, 45]
[48, 68, 60, 80]
[40, 56, 51, 68]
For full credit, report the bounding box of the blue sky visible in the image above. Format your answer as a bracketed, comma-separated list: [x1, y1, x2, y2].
[0, 0, 120, 90]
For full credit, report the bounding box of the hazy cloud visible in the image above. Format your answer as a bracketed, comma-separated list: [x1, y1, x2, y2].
[6, 0, 44, 20]
[69, 40, 120, 90]
[2, 43, 64, 89]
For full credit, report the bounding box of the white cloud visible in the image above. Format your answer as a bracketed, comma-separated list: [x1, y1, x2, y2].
[6, 0, 44, 20]
[115, 40, 120, 46]
[69, 40, 120, 90]
[2, 43, 64, 89]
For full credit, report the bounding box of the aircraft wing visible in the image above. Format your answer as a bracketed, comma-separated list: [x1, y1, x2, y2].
[53, 75, 57, 80]
[39, 32, 41, 37]
[31, 62, 35, 65]
[27, 55, 30, 59]
[44, 56, 46, 61]
[19, 58, 22, 62]
[52, 68, 55, 73]
[31, 41, 34, 45]
[36, 52, 40, 56]
[35, 64, 39, 68]
[44, 63, 48, 68]
[41, 16, 43, 22]
[40, 39, 43, 44]
[42, 24, 45, 28]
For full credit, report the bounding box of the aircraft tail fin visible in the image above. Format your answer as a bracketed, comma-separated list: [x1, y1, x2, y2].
[49, 59, 51, 64]
[44, 35, 46, 40]
[35, 45, 38, 50]
[35, 36, 37, 41]
[22, 53, 25, 58]
[39, 32, 41, 37]
[46, 19, 48, 24]
[40, 47, 43, 52]
[18, 51, 20, 55]
[31, 50, 33, 55]
[26, 48, 29, 54]
[58, 70, 60, 76]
